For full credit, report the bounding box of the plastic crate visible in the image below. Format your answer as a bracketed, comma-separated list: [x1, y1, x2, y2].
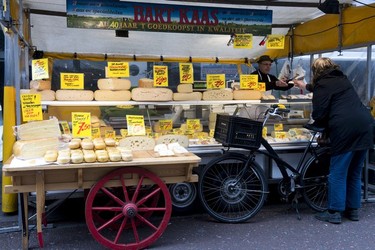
[214, 114, 263, 149]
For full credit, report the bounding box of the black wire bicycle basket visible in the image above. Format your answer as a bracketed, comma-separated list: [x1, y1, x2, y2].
[214, 114, 263, 149]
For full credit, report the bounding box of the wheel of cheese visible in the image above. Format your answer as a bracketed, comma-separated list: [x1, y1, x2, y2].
[83, 150, 96, 163]
[131, 88, 173, 101]
[173, 92, 202, 101]
[94, 90, 131, 101]
[43, 150, 58, 162]
[56, 90, 94, 101]
[22, 89, 56, 101]
[81, 138, 94, 150]
[203, 90, 233, 100]
[177, 84, 193, 93]
[69, 138, 81, 149]
[13, 137, 59, 160]
[97, 78, 131, 90]
[15, 118, 61, 140]
[233, 90, 262, 100]
[30, 79, 51, 90]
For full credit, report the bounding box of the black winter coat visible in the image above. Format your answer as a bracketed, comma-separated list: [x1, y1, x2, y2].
[308, 69, 373, 155]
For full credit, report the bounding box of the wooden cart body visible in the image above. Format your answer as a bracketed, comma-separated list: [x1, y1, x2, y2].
[3, 151, 200, 249]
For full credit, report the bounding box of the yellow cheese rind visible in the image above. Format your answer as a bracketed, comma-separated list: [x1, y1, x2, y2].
[15, 118, 61, 140]
[94, 90, 131, 101]
[97, 78, 131, 90]
[233, 90, 262, 100]
[177, 84, 193, 93]
[131, 88, 173, 101]
[173, 92, 202, 101]
[13, 137, 59, 160]
[30, 80, 51, 90]
[56, 90, 94, 101]
[203, 90, 233, 100]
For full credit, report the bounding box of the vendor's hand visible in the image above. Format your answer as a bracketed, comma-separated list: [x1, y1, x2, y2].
[275, 79, 288, 87]
[293, 79, 306, 90]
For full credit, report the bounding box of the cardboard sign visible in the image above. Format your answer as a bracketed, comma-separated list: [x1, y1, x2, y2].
[186, 119, 201, 130]
[240, 74, 258, 89]
[60, 73, 84, 89]
[60, 121, 71, 134]
[20, 94, 43, 122]
[72, 112, 91, 138]
[126, 115, 146, 136]
[91, 127, 101, 139]
[32, 58, 49, 80]
[107, 62, 129, 77]
[153, 65, 169, 87]
[206, 74, 225, 89]
[179, 63, 194, 83]
[233, 34, 253, 49]
[274, 123, 284, 131]
[159, 119, 173, 131]
[266, 34, 285, 49]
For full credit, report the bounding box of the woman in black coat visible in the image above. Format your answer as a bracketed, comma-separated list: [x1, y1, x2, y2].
[294, 57, 373, 224]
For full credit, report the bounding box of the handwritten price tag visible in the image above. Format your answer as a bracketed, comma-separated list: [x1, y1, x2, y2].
[20, 94, 43, 122]
[207, 74, 225, 89]
[274, 123, 284, 131]
[159, 119, 173, 131]
[240, 74, 258, 89]
[60, 73, 84, 89]
[32, 58, 49, 80]
[72, 112, 91, 138]
[179, 63, 194, 84]
[187, 119, 201, 131]
[126, 115, 146, 136]
[153, 65, 169, 87]
[107, 62, 129, 78]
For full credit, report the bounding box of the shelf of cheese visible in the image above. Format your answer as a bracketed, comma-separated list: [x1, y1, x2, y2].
[41, 99, 311, 107]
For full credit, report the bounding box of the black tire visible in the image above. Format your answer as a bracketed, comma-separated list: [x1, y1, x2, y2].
[300, 149, 331, 212]
[198, 152, 268, 223]
[169, 182, 197, 213]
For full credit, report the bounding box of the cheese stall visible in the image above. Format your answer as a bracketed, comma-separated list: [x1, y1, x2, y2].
[1, 0, 375, 249]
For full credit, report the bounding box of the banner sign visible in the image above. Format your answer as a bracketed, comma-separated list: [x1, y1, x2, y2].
[66, 0, 272, 35]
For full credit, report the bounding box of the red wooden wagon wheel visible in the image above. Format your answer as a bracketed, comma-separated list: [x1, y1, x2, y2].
[85, 167, 172, 250]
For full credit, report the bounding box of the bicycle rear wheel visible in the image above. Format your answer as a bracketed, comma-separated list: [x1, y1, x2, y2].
[300, 149, 330, 212]
[198, 152, 268, 223]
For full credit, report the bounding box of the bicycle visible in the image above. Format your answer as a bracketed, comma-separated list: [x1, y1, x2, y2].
[198, 104, 331, 223]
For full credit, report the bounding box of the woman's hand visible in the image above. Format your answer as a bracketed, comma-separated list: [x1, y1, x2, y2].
[293, 79, 306, 90]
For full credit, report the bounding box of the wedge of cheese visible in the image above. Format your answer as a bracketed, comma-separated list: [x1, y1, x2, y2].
[94, 90, 131, 101]
[30, 79, 51, 90]
[56, 90, 94, 101]
[13, 137, 59, 160]
[15, 118, 61, 140]
[97, 78, 131, 90]
[131, 87, 173, 101]
[138, 78, 154, 88]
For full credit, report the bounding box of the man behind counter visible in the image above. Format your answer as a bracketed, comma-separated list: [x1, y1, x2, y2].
[251, 55, 294, 91]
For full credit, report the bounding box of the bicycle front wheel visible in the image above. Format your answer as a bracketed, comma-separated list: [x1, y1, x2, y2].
[300, 149, 331, 212]
[198, 152, 268, 223]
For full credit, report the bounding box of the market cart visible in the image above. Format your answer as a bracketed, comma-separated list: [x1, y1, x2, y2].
[2, 151, 200, 250]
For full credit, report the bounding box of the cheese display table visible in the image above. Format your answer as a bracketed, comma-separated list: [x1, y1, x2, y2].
[3, 151, 200, 250]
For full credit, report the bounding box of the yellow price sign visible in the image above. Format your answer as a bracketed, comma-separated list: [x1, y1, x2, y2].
[233, 34, 253, 49]
[20, 94, 43, 122]
[240, 74, 258, 89]
[186, 119, 201, 130]
[120, 129, 128, 137]
[91, 127, 101, 139]
[153, 65, 169, 87]
[60, 73, 84, 89]
[72, 112, 91, 138]
[159, 119, 173, 131]
[32, 58, 49, 80]
[179, 63, 194, 84]
[266, 34, 285, 49]
[274, 123, 284, 131]
[262, 127, 268, 138]
[105, 130, 116, 138]
[207, 74, 226, 89]
[258, 82, 266, 92]
[107, 62, 129, 78]
[274, 131, 287, 139]
[126, 115, 146, 136]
